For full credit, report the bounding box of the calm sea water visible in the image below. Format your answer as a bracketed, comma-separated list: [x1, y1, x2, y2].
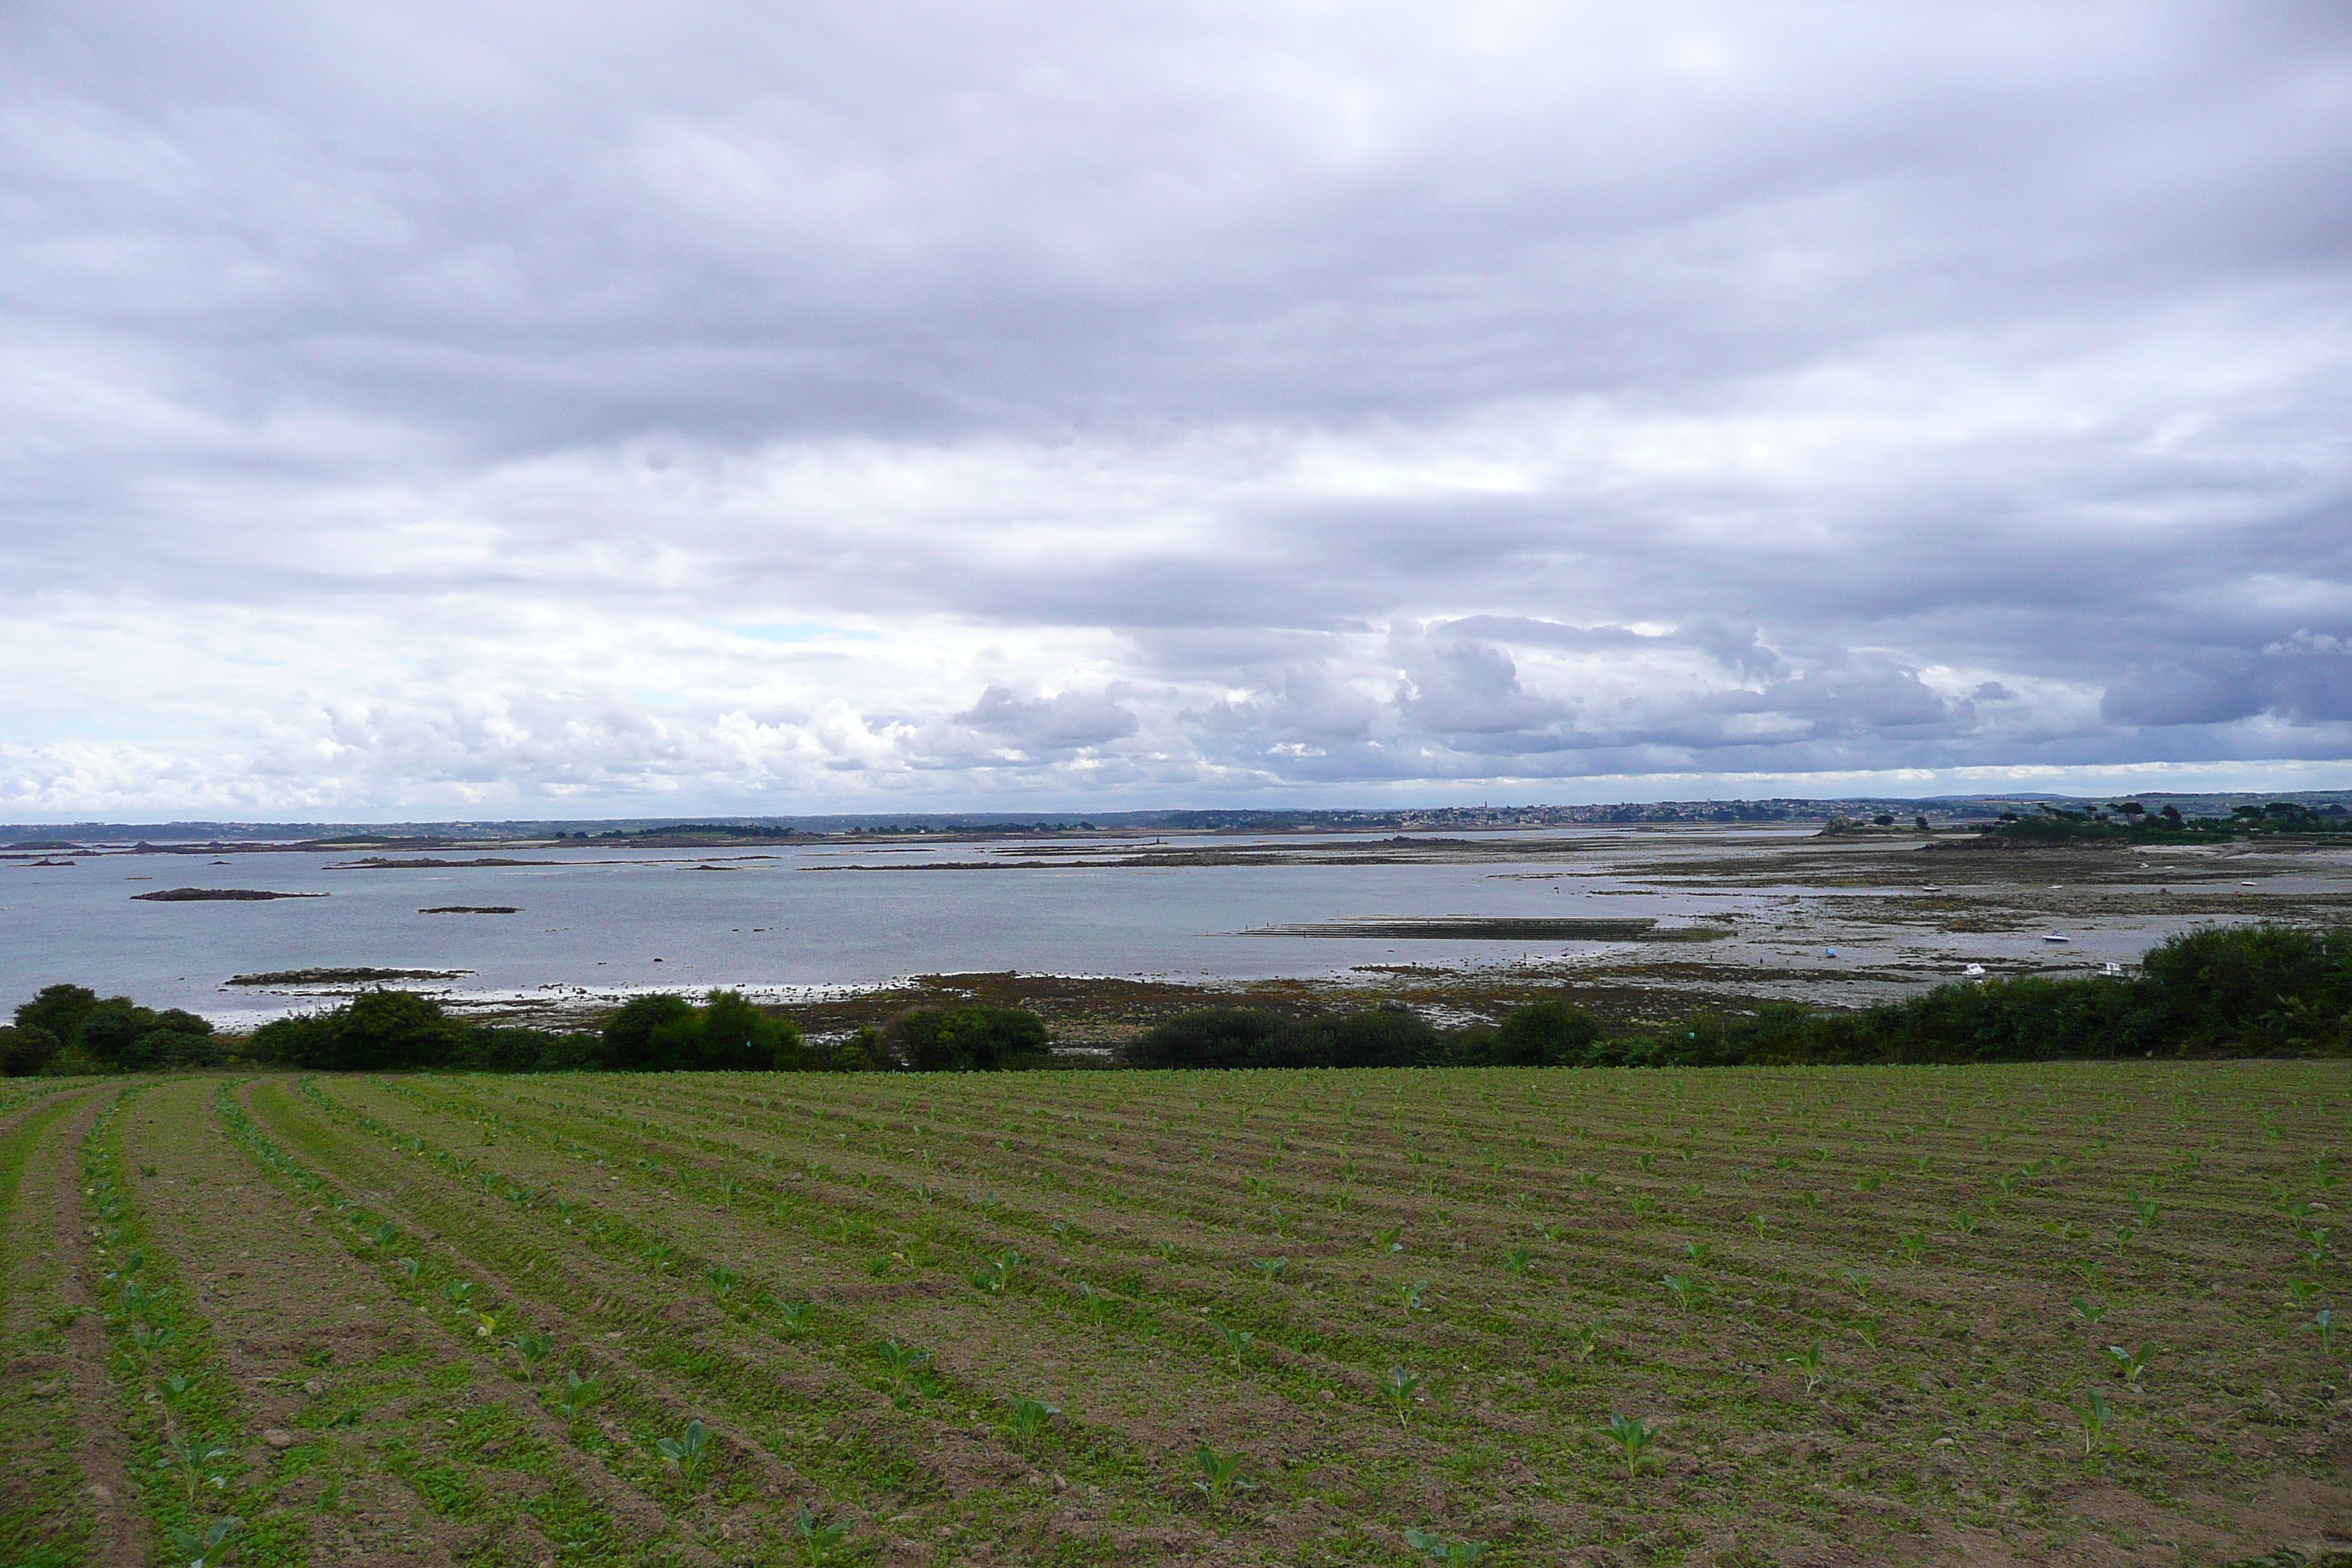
[5, 826, 2236, 1023]
[4, 832, 1686, 1022]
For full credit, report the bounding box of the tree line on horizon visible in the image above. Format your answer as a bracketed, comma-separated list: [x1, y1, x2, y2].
[6, 921, 2347, 1078]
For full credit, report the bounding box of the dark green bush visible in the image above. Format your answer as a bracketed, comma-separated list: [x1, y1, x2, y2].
[884, 1006, 1049, 1071]
[4, 984, 219, 1074]
[600, 990, 799, 1071]
[249, 990, 467, 1071]
[1128, 1006, 1439, 1069]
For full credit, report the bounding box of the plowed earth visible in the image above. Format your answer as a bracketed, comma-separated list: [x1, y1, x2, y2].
[3, 1063, 2348, 1567]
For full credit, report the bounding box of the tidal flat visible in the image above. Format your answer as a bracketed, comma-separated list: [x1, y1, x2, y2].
[7, 823, 2351, 1041]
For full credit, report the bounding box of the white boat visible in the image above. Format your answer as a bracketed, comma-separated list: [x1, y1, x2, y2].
[2041, 932, 2070, 943]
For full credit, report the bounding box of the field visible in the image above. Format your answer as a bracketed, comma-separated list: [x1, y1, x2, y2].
[3, 1064, 2348, 1567]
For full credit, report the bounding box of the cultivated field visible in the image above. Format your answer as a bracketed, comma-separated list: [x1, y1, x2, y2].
[4, 1063, 2348, 1567]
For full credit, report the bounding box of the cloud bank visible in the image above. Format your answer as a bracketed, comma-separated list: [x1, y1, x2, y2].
[4, 2, 2349, 815]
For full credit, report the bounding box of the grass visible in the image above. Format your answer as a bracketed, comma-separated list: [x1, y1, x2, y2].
[4, 1060, 2345, 1564]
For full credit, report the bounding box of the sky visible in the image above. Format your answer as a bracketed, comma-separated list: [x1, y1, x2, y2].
[5, 2, 2350, 819]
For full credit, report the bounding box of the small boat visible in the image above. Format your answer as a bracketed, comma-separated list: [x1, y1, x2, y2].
[2041, 932, 2070, 943]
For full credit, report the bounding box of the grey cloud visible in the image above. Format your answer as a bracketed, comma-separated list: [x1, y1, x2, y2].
[957, 685, 1140, 753]
[3, 4, 2351, 810]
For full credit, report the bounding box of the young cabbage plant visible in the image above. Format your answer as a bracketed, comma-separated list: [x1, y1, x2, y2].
[2311, 1308, 2339, 1357]
[157, 1433, 233, 1504]
[1190, 1443, 1254, 1504]
[1381, 1365, 1425, 1424]
[1397, 1279, 1432, 1316]
[1596, 1413, 1661, 1480]
[2075, 1387, 2115, 1454]
[1403, 1528, 1490, 1567]
[2105, 1343, 2154, 1384]
[1782, 1340, 1827, 1391]
[1005, 1395, 1060, 1438]
[131, 1322, 176, 1357]
[1210, 1320, 1256, 1368]
[556, 1369, 600, 1420]
[1660, 1273, 1712, 1311]
[1566, 1322, 1600, 1364]
[792, 1503, 852, 1567]
[875, 1339, 932, 1393]
[1251, 1256, 1289, 1283]
[772, 1299, 815, 1336]
[509, 1330, 554, 1376]
[2069, 1297, 2108, 1324]
[706, 1264, 737, 1300]
[655, 1418, 712, 1485]
[165, 1515, 242, 1568]
[1372, 1226, 1405, 1253]
[1501, 1245, 1537, 1276]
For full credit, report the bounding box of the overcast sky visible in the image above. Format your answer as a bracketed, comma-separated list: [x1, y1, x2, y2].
[6, 3, 2350, 818]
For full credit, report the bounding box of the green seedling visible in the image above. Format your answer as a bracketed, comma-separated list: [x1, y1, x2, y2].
[1566, 1322, 1600, 1363]
[1373, 1226, 1405, 1252]
[706, 1263, 737, 1300]
[1850, 1314, 1882, 1349]
[1403, 1528, 1490, 1567]
[369, 1222, 399, 1246]
[2076, 1387, 2114, 1453]
[166, 1515, 242, 1568]
[1190, 1443, 1254, 1504]
[2304, 1227, 2334, 1264]
[1005, 1395, 1060, 1438]
[509, 1330, 554, 1376]
[1635, 1153, 1656, 1174]
[2288, 1278, 2325, 1308]
[2311, 1308, 2339, 1356]
[1074, 1280, 1113, 1329]
[441, 1281, 475, 1308]
[1748, 1213, 1770, 1237]
[1597, 1412, 1660, 1479]
[1629, 1194, 1656, 1219]
[1398, 1279, 1432, 1315]
[1661, 1273, 1711, 1311]
[1798, 1191, 1823, 1212]
[131, 1322, 176, 1357]
[719, 1177, 742, 1199]
[655, 1418, 712, 1485]
[1537, 1222, 1564, 1242]
[1501, 1245, 1537, 1275]
[1855, 1172, 1886, 1193]
[1681, 1239, 1713, 1267]
[876, 1339, 931, 1392]
[2105, 1343, 2153, 1384]
[2070, 1297, 2108, 1324]
[1210, 1320, 1256, 1367]
[1156, 1240, 1179, 1262]
[791, 1503, 851, 1567]
[157, 1433, 233, 1504]
[557, 1369, 600, 1419]
[641, 1241, 679, 1275]
[1783, 1340, 1827, 1390]
[1382, 1365, 1425, 1423]
[1252, 1256, 1289, 1282]
[119, 1280, 165, 1313]
[156, 1371, 197, 1409]
[1893, 1231, 1928, 1265]
[773, 1299, 815, 1335]
[1842, 1268, 1872, 1301]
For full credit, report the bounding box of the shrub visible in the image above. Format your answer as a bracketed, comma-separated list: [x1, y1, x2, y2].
[602, 991, 800, 1071]
[249, 990, 466, 1071]
[884, 1006, 1048, 1071]
[4, 984, 219, 1072]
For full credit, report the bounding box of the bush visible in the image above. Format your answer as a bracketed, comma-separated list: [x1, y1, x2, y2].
[1127, 1006, 1439, 1070]
[883, 1006, 1049, 1071]
[1126, 1009, 1282, 1070]
[249, 990, 467, 1071]
[598, 990, 799, 1072]
[5, 984, 219, 1074]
